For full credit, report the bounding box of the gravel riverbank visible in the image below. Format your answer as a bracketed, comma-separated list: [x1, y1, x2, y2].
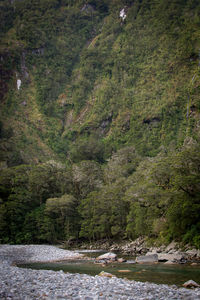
[0, 245, 200, 300]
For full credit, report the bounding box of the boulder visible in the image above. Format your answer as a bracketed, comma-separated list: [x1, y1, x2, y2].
[136, 254, 158, 263]
[96, 252, 117, 261]
[183, 280, 200, 288]
[117, 258, 126, 263]
[157, 253, 184, 262]
[98, 271, 115, 278]
[186, 249, 198, 258]
[125, 260, 136, 264]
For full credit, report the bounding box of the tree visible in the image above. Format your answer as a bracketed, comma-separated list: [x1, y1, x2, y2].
[79, 179, 129, 240]
[45, 194, 78, 242]
[72, 160, 103, 198]
[104, 146, 141, 183]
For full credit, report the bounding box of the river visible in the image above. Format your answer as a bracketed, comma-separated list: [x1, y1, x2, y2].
[18, 250, 200, 286]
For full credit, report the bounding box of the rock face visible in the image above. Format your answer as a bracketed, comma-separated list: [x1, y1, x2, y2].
[136, 254, 158, 263]
[120, 237, 148, 255]
[183, 280, 200, 288]
[165, 241, 178, 252]
[96, 252, 117, 261]
[186, 249, 200, 258]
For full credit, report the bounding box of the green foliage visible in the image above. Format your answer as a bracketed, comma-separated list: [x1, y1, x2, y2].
[72, 160, 103, 198]
[69, 135, 105, 163]
[0, 0, 200, 247]
[79, 179, 129, 240]
[45, 194, 78, 242]
[104, 146, 141, 183]
[0, 163, 73, 243]
[0, 1, 15, 36]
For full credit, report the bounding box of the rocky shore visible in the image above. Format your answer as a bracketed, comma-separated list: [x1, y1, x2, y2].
[76, 238, 200, 264]
[0, 244, 200, 300]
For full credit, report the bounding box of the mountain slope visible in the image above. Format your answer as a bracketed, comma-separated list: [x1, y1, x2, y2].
[0, 0, 200, 246]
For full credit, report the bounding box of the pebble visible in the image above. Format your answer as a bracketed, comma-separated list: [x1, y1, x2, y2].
[0, 245, 200, 299]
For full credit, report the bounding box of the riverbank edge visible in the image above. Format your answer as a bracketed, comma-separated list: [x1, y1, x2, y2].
[64, 237, 200, 264]
[1, 245, 200, 300]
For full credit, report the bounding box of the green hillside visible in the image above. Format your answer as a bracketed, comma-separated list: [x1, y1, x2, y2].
[0, 0, 200, 246]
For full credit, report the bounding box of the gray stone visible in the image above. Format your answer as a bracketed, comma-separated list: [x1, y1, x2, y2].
[125, 260, 136, 264]
[165, 241, 177, 252]
[96, 252, 117, 261]
[1, 245, 200, 300]
[157, 253, 184, 262]
[118, 258, 126, 263]
[136, 254, 158, 263]
[183, 280, 200, 288]
[98, 271, 115, 278]
[186, 249, 198, 257]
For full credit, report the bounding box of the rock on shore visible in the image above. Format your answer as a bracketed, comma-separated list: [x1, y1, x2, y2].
[1, 245, 200, 300]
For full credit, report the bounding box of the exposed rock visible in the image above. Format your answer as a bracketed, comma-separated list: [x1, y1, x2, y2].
[96, 252, 117, 261]
[147, 246, 165, 254]
[146, 250, 158, 255]
[120, 237, 148, 255]
[164, 261, 175, 265]
[117, 258, 126, 263]
[125, 260, 136, 264]
[165, 241, 178, 253]
[98, 271, 115, 278]
[136, 254, 158, 263]
[157, 253, 185, 263]
[1, 245, 200, 300]
[120, 8, 127, 21]
[186, 249, 199, 258]
[183, 280, 200, 288]
[17, 79, 21, 90]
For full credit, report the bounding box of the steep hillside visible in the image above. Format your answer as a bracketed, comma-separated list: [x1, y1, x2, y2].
[0, 0, 200, 246]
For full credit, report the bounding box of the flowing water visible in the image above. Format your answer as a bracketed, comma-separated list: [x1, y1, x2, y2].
[19, 250, 200, 287]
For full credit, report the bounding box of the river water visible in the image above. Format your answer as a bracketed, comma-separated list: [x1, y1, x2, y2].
[19, 250, 200, 287]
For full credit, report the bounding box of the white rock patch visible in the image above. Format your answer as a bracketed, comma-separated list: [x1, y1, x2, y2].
[17, 79, 21, 90]
[120, 8, 126, 21]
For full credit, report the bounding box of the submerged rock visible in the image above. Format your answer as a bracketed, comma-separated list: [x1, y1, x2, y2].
[136, 254, 158, 263]
[118, 269, 131, 273]
[125, 260, 136, 264]
[98, 271, 115, 278]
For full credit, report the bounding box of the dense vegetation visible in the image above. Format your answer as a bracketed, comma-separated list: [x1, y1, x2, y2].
[0, 0, 200, 247]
